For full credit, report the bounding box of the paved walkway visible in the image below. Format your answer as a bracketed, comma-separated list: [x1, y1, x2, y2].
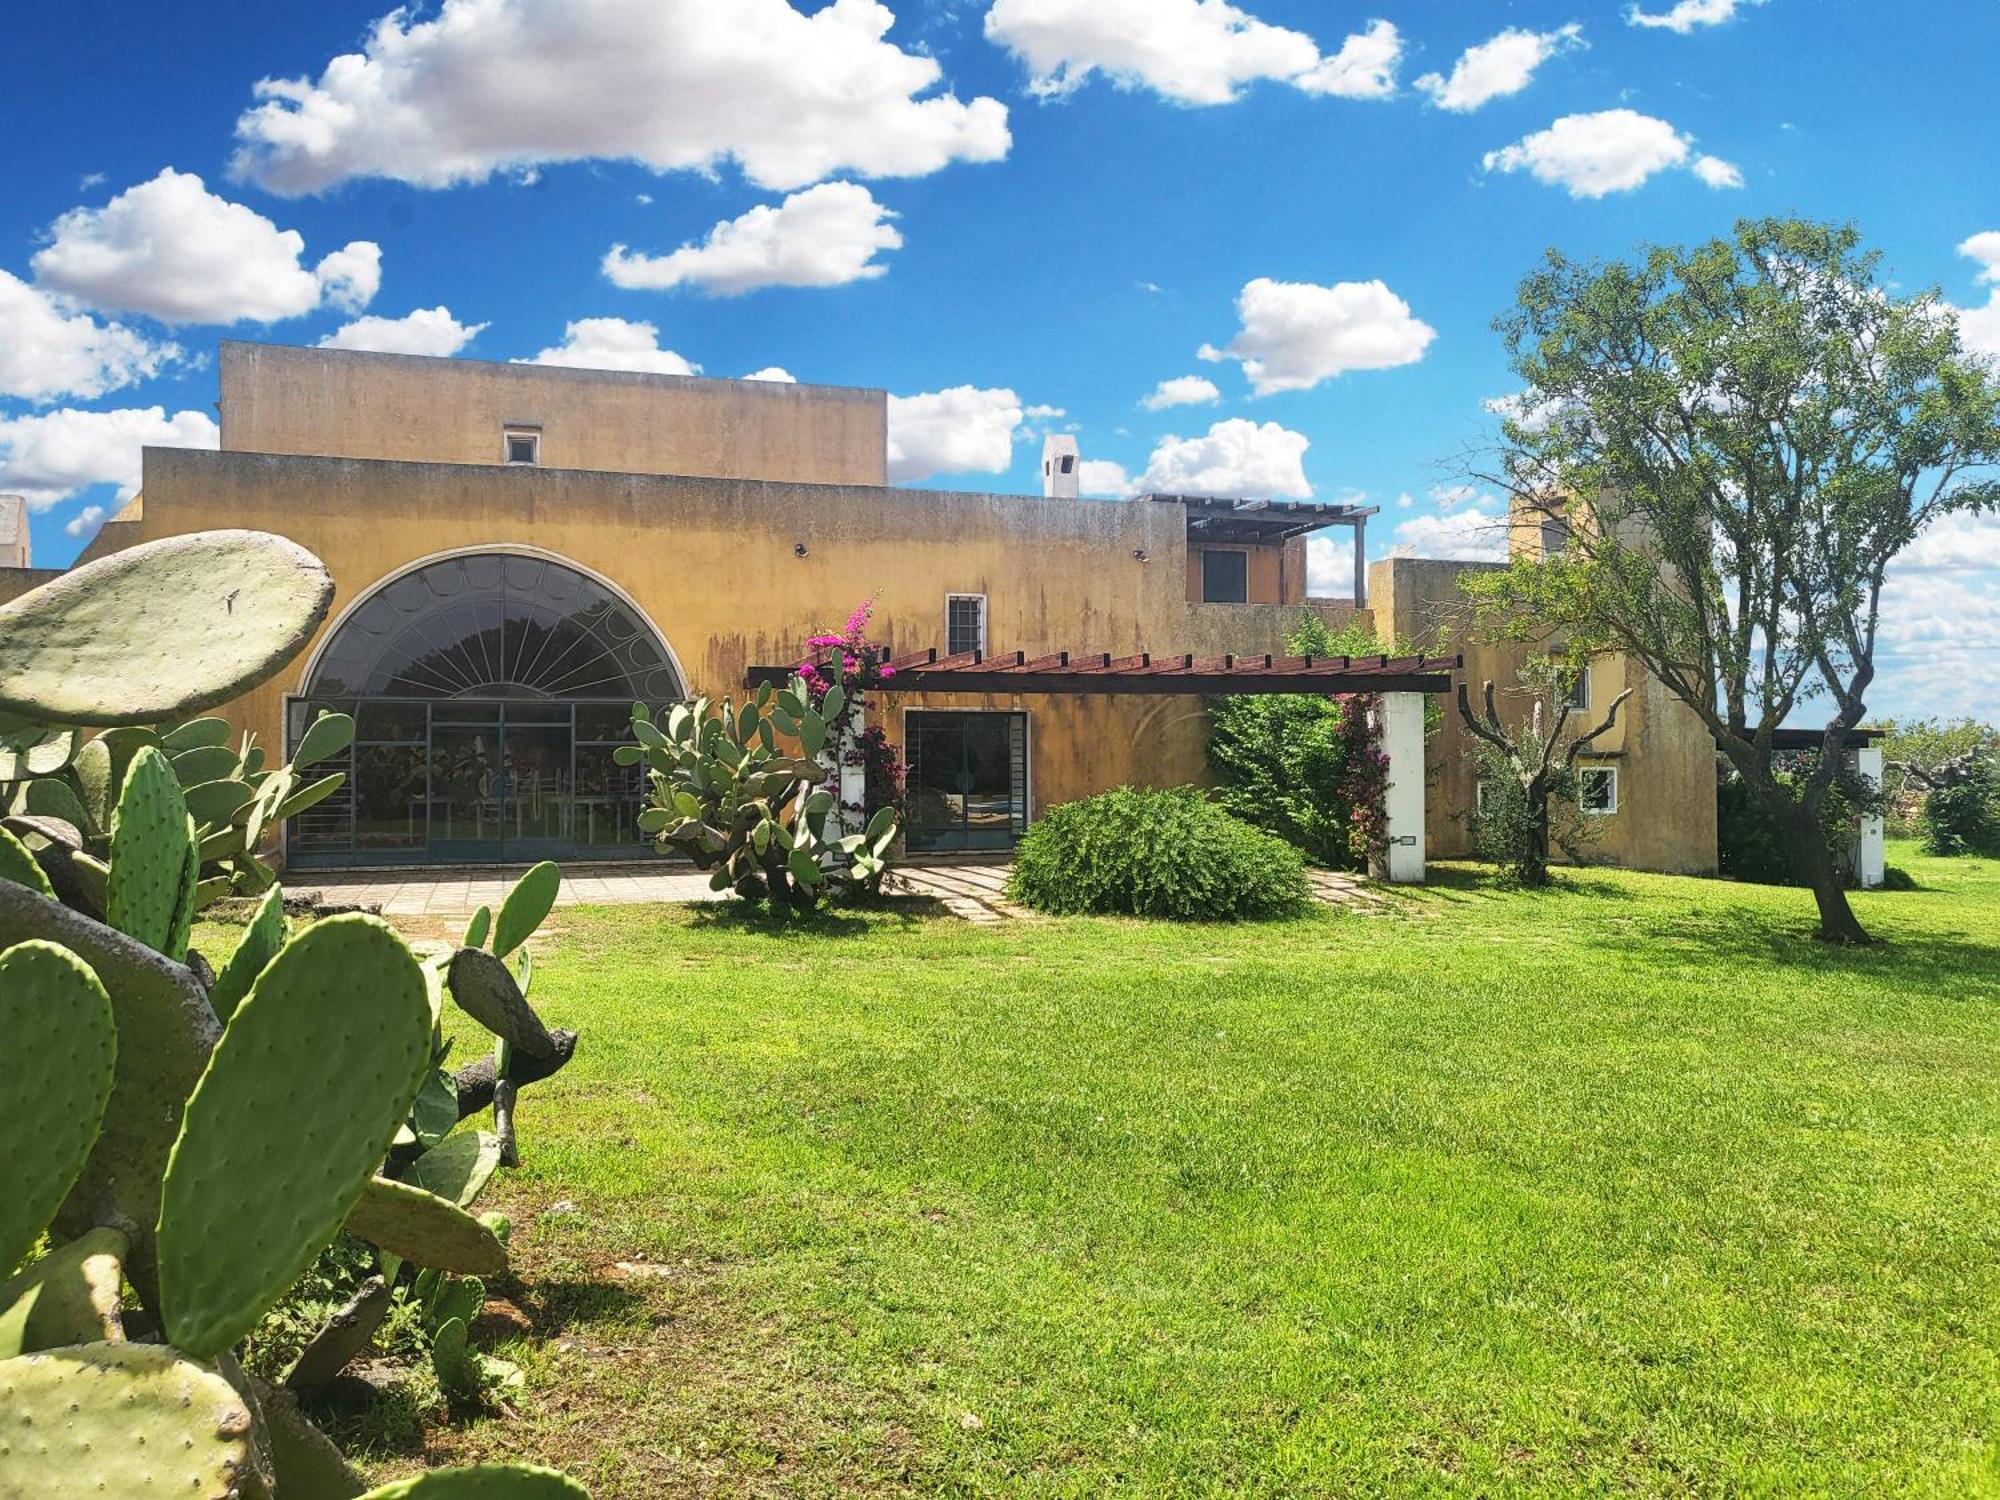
[287, 858, 1385, 924]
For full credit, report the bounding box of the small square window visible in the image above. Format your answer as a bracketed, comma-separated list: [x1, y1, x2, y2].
[504, 428, 540, 465]
[1201, 549, 1248, 604]
[1566, 667, 1590, 711]
[1541, 514, 1570, 557]
[946, 594, 986, 656]
[1578, 766, 1618, 815]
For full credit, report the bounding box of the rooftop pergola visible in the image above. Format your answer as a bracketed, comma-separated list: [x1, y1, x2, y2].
[1144, 495, 1378, 605]
[744, 645, 1460, 884]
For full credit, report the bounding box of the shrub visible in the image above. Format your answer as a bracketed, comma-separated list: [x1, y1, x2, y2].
[1915, 752, 2000, 857]
[1716, 753, 1884, 886]
[1008, 786, 1311, 920]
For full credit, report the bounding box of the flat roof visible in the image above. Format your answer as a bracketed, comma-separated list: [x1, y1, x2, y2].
[1145, 494, 1379, 543]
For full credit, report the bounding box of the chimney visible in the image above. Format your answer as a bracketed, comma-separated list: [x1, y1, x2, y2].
[1041, 434, 1080, 500]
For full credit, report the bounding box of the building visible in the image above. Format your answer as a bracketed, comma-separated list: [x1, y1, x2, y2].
[0, 495, 30, 570]
[27, 341, 1720, 876]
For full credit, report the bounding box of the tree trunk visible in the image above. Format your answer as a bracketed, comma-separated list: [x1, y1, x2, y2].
[1521, 779, 1552, 887]
[1783, 800, 1873, 946]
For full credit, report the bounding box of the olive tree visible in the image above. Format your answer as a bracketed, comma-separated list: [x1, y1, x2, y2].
[1465, 218, 2000, 943]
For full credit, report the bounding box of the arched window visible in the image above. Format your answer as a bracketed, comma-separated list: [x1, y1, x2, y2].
[288, 552, 681, 867]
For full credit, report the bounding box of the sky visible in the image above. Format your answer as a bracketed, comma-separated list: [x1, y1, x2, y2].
[2, 0, 1996, 720]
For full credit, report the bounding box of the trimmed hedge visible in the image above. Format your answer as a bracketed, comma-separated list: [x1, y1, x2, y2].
[1008, 786, 1312, 921]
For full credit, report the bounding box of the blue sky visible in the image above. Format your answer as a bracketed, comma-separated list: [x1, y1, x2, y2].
[2, 0, 1995, 718]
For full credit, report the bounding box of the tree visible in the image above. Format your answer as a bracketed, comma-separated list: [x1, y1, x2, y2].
[1456, 663, 1631, 886]
[1892, 736, 2000, 856]
[1464, 218, 2000, 942]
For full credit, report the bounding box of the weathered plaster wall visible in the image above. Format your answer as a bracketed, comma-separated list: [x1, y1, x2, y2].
[1370, 556, 1716, 875]
[218, 342, 887, 487]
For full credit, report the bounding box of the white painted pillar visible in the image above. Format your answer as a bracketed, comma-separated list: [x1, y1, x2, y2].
[1856, 745, 1885, 889]
[1377, 691, 1426, 884]
[836, 690, 868, 836]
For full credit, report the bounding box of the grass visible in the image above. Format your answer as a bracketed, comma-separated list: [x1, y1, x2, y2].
[234, 844, 2000, 1496]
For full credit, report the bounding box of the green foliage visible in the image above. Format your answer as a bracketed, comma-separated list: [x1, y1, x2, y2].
[493, 860, 560, 958]
[1876, 717, 1997, 836]
[1919, 758, 2000, 857]
[1467, 739, 1594, 880]
[1009, 786, 1311, 921]
[623, 660, 898, 911]
[1717, 756, 1883, 886]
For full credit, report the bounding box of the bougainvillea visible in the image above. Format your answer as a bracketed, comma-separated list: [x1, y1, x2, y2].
[1335, 693, 1392, 871]
[798, 600, 907, 826]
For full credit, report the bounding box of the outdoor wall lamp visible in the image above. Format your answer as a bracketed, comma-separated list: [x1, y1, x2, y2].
[1132, 548, 1149, 562]
[794, 541, 809, 557]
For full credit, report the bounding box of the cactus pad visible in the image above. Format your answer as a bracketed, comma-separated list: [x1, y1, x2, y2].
[0, 530, 335, 727]
[356, 1464, 591, 1498]
[0, 941, 117, 1275]
[447, 948, 558, 1058]
[161, 717, 232, 753]
[402, 1130, 503, 1208]
[106, 745, 194, 957]
[492, 860, 561, 957]
[206, 883, 285, 1023]
[0, 1228, 128, 1358]
[0, 825, 54, 897]
[343, 1177, 508, 1275]
[0, 719, 81, 781]
[0, 1341, 253, 1498]
[158, 915, 429, 1360]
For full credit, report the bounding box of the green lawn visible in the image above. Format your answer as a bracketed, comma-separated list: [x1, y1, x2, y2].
[329, 846, 2000, 1496]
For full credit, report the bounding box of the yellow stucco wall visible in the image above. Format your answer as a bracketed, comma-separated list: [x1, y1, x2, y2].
[217, 342, 888, 488]
[1369, 556, 1717, 874]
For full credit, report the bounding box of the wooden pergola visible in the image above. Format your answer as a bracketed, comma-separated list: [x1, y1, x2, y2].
[744, 646, 1456, 696]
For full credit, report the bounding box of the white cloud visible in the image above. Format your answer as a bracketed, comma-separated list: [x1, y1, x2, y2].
[886, 386, 1024, 483]
[1135, 417, 1311, 498]
[1141, 375, 1221, 411]
[1200, 276, 1435, 395]
[0, 271, 179, 402]
[1292, 19, 1403, 100]
[985, 2, 1400, 106]
[522, 318, 699, 376]
[1690, 153, 1744, 189]
[1415, 24, 1582, 112]
[1483, 109, 1724, 198]
[230, 0, 1010, 196]
[1951, 232, 2000, 363]
[1391, 495, 1509, 562]
[318, 306, 487, 356]
[603, 182, 902, 296]
[1079, 458, 1134, 497]
[30, 169, 380, 324]
[0, 406, 219, 509]
[742, 367, 797, 383]
[1896, 509, 2000, 574]
[1874, 567, 2000, 720]
[1306, 533, 1362, 594]
[64, 504, 106, 539]
[1628, 0, 1763, 34]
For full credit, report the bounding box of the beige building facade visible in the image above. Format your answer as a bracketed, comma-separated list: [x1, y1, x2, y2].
[44, 342, 1715, 874]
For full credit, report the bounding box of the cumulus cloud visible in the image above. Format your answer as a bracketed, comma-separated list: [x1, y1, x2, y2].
[317, 306, 487, 356]
[230, 0, 1010, 196]
[1199, 276, 1435, 395]
[604, 183, 901, 295]
[1390, 494, 1509, 561]
[886, 386, 1024, 483]
[985, 2, 1400, 105]
[64, 504, 106, 539]
[1482, 109, 1734, 198]
[1874, 566, 2000, 719]
[1079, 458, 1135, 498]
[0, 406, 218, 509]
[1416, 24, 1582, 112]
[1135, 417, 1312, 498]
[521, 318, 699, 375]
[1291, 19, 1403, 100]
[0, 271, 179, 402]
[31, 169, 380, 324]
[742, 367, 797, 383]
[1628, 0, 1763, 34]
[1949, 231, 2000, 363]
[1141, 375, 1221, 411]
[1896, 508, 2000, 574]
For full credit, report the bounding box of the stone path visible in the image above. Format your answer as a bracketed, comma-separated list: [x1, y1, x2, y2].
[288, 858, 1384, 925]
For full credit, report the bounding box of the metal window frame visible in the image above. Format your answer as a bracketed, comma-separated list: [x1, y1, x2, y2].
[943, 591, 988, 656]
[1578, 763, 1619, 816]
[1198, 546, 1250, 604]
[502, 425, 542, 465]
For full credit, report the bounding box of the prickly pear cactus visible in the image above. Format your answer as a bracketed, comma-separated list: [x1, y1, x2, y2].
[402, 1130, 503, 1208]
[447, 948, 557, 1057]
[105, 745, 196, 959]
[0, 1227, 128, 1357]
[344, 1176, 508, 1276]
[0, 529, 334, 728]
[158, 915, 430, 1360]
[205, 883, 286, 1023]
[356, 1464, 591, 1498]
[0, 825, 54, 897]
[0, 940, 117, 1275]
[0, 1342, 254, 1498]
[492, 860, 560, 958]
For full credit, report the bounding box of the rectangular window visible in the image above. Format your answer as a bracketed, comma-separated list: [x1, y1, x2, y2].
[1566, 667, 1591, 711]
[1578, 765, 1618, 815]
[946, 593, 986, 656]
[1201, 549, 1249, 603]
[1541, 515, 1570, 557]
[504, 427, 540, 465]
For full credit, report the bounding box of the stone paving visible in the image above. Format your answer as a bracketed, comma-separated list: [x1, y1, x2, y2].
[289, 857, 1385, 924]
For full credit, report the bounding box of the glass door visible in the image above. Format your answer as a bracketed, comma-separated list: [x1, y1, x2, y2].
[906, 711, 1027, 852]
[428, 704, 504, 862]
[500, 703, 573, 860]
